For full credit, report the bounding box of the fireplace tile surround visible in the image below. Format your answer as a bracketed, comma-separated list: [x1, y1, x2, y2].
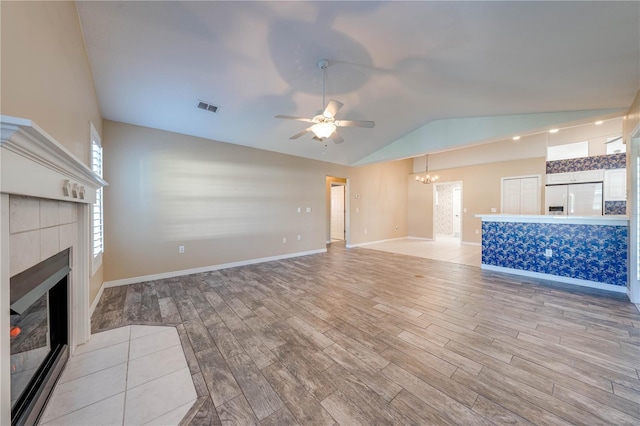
[9, 196, 77, 278]
[1, 116, 106, 425]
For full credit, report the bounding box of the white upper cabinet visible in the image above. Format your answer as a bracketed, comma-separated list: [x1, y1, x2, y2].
[546, 172, 573, 185]
[604, 169, 626, 201]
[546, 169, 604, 185]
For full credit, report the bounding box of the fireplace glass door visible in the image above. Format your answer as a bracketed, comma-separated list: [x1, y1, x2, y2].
[10, 293, 50, 408]
[9, 249, 69, 426]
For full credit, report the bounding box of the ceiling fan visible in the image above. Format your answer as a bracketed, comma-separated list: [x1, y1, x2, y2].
[275, 59, 375, 144]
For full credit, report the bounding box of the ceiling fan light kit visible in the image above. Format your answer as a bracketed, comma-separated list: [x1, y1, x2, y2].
[311, 122, 336, 139]
[275, 59, 375, 144]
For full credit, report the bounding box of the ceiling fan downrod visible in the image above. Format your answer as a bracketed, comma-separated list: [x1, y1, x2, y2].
[318, 59, 329, 111]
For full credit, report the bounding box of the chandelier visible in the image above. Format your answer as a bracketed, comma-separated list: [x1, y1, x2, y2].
[415, 154, 438, 184]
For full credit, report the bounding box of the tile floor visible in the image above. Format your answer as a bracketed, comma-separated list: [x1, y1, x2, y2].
[362, 235, 481, 267]
[40, 325, 196, 425]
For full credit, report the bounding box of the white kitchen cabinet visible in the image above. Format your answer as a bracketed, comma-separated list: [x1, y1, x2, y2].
[546, 172, 573, 185]
[604, 168, 626, 201]
[546, 169, 604, 185]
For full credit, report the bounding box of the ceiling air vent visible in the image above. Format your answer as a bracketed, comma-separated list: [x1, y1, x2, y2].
[197, 100, 219, 114]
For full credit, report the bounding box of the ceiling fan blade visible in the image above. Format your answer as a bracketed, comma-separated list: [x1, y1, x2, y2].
[331, 132, 344, 144]
[312, 136, 323, 141]
[335, 119, 375, 128]
[275, 115, 313, 123]
[289, 128, 313, 140]
[323, 100, 344, 118]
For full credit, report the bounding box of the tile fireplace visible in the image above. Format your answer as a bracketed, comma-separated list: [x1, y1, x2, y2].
[1, 116, 106, 425]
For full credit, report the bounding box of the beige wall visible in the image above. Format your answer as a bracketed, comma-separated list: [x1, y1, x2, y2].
[349, 160, 411, 244]
[0, 1, 102, 166]
[623, 90, 639, 301]
[409, 157, 546, 243]
[418, 118, 623, 172]
[1, 1, 104, 304]
[624, 90, 640, 144]
[102, 120, 411, 282]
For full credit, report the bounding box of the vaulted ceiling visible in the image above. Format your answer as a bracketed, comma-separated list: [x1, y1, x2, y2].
[76, 1, 639, 166]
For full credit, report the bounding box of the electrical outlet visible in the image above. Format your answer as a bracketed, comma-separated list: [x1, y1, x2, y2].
[178, 245, 185, 254]
[364, 228, 368, 234]
[297, 207, 301, 213]
[545, 249, 553, 257]
[297, 235, 301, 241]
[306, 207, 312, 213]
[282, 237, 287, 244]
[475, 229, 479, 234]
[491, 207, 497, 213]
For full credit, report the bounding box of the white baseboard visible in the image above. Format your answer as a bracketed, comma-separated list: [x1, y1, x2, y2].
[481, 264, 628, 294]
[103, 248, 327, 288]
[89, 281, 106, 318]
[346, 237, 406, 248]
[407, 236, 434, 241]
[461, 241, 481, 246]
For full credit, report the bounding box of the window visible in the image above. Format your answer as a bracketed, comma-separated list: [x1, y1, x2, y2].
[546, 141, 589, 161]
[91, 123, 103, 273]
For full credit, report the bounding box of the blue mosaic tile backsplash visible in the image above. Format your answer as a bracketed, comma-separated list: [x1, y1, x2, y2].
[546, 153, 626, 174]
[482, 221, 627, 286]
[604, 200, 627, 215]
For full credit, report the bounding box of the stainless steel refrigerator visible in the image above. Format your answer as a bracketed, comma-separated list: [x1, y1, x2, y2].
[545, 183, 603, 216]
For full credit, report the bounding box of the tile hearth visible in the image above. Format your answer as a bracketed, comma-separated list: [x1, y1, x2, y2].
[40, 325, 196, 425]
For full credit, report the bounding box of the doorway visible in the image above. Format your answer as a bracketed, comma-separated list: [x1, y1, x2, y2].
[434, 182, 462, 240]
[330, 183, 345, 241]
[326, 176, 348, 245]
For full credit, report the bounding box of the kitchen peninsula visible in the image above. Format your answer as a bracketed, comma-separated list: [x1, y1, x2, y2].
[476, 214, 628, 293]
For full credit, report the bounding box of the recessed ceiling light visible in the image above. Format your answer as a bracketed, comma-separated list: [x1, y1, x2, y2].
[549, 129, 559, 134]
[512, 136, 521, 141]
[595, 120, 604, 125]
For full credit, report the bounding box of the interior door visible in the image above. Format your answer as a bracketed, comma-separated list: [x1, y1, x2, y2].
[452, 186, 461, 237]
[503, 176, 540, 214]
[502, 178, 521, 214]
[519, 177, 540, 214]
[330, 185, 345, 240]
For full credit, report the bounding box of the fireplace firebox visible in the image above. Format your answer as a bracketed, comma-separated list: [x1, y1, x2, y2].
[9, 249, 70, 426]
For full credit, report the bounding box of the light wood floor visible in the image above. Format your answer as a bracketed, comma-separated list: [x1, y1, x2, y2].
[92, 243, 640, 425]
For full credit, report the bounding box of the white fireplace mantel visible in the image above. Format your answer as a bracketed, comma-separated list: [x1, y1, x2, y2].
[1, 115, 107, 425]
[1, 115, 107, 201]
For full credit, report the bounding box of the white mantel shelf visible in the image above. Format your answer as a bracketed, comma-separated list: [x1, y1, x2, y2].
[475, 214, 629, 226]
[1, 115, 107, 203]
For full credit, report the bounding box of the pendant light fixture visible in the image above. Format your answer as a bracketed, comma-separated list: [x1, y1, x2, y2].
[415, 154, 438, 184]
